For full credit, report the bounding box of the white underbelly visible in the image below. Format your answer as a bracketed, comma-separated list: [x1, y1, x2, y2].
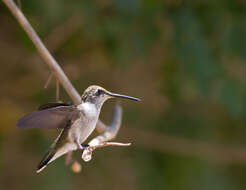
[78, 119, 97, 143]
[68, 102, 99, 144]
[68, 117, 98, 144]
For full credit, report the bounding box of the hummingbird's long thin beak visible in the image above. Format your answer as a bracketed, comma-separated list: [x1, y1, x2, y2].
[105, 91, 141, 101]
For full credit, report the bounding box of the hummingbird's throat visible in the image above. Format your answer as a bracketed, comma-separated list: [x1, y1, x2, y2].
[77, 102, 98, 119]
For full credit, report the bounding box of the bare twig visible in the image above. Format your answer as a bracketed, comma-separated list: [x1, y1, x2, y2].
[44, 71, 54, 89]
[82, 142, 131, 162]
[56, 79, 60, 102]
[2, 0, 125, 165]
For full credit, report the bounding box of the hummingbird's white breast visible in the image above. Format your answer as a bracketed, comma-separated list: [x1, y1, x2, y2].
[77, 102, 97, 118]
[68, 102, 99, 145]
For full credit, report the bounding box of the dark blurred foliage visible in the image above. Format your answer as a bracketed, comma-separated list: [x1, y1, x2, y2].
[1, 0, 246, 190]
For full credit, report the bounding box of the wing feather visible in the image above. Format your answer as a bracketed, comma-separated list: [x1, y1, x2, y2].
[17, 106, 80, 129]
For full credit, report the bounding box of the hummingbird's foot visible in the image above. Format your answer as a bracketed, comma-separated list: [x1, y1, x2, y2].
[81, 144, 89, 149]
[75, 139, 89, 150]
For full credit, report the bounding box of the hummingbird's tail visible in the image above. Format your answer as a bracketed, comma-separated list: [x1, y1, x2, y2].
[36, 142, 77, 173]
[36, 128, 77, 173]
[37, 148, 55, 173]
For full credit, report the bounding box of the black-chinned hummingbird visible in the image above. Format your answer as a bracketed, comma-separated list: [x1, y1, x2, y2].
[17, 85, 140, 173]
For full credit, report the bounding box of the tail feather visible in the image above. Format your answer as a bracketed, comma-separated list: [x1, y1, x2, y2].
[36, 142, 77, 173]
[36, 128, 77, 173]
[36, 149, 55, 173]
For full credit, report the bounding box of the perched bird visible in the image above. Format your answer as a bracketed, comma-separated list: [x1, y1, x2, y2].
[17, 85, 140, 173]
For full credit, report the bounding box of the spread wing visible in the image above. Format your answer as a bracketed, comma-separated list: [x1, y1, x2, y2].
[17, 105, 81, 129]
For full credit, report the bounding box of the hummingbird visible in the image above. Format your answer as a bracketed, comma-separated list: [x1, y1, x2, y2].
[17, 85, 140, 173]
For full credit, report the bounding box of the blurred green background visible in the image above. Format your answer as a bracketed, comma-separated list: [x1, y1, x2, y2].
[1, 0, 246, 189]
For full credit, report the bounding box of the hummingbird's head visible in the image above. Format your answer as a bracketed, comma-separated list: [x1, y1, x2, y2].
[81, 85, 140, 107]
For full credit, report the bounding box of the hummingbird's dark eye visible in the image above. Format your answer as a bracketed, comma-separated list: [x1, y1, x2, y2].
[96, 89, 104, 96]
